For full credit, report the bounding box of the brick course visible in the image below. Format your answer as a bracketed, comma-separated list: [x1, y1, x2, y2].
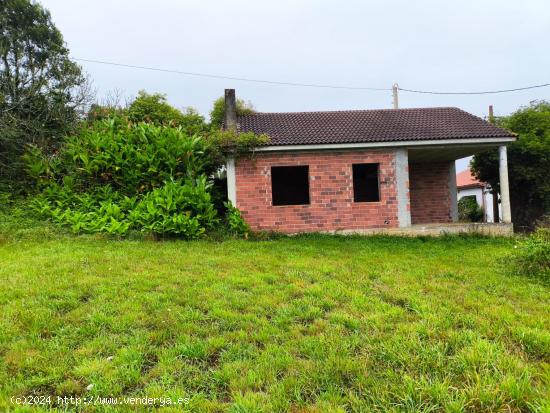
[235, 150, 399, 233]
[409, 161, 453, 224]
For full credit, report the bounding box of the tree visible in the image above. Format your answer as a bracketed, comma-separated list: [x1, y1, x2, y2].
[472, 101, 550, 230]
[126, 91, 207, 135]
[0, 0, 91, 185]
[209, 96, 255, 129]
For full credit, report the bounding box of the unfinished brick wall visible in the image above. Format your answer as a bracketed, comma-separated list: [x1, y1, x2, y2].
[235, 150, 398, 233]
[409, 161, 453, 224]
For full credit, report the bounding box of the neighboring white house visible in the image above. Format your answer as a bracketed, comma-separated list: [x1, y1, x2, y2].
[456, 168, 501, 223]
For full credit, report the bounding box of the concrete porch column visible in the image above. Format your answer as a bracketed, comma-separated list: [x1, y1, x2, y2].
[448, 162, 458, 222]
[395, 149, 411, 227]
[499, 145, 512, 223]
[226, 157, 237, 205]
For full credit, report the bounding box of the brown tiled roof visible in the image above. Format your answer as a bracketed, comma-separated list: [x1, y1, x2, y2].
[236, 107, 514, 146]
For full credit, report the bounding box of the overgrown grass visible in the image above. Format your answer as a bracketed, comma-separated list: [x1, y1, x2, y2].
[0, 213, 549, 412]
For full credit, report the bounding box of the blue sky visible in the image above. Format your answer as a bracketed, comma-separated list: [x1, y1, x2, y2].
[41, 0, 550, 170]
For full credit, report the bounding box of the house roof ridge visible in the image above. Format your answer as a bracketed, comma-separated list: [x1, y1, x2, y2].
[239, 107, 465, 117]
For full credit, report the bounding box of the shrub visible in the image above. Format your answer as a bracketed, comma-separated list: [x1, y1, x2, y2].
[33, 178, 219, 239]
[458, 196, 484, 222]
[224, 201, 250, 237]
[32, 184, 136, 236]
[130, 178, 218, 238]
[509, 225, 550, 282]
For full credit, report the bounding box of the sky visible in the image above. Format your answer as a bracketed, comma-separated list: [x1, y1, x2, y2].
[41, 0, 550, 171]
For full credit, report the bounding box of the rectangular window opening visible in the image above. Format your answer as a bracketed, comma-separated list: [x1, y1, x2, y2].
[271, 166, 310, 206]
[353, 163, 380, 202]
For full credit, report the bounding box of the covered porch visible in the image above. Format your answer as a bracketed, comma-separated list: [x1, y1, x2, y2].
[394, 141, 513, 235]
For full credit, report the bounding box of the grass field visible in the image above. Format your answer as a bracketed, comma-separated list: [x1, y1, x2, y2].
[0, 217, 549, 412]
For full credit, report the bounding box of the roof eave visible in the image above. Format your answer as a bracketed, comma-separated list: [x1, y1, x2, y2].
[458, 183, 486, 190]
[254, 136, 516, 152]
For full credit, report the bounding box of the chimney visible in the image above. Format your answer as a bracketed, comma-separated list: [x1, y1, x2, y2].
[224, 89, 237, 130]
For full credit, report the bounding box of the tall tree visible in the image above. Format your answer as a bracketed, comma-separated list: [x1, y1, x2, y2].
[472, 101, 550, 230]
[0, 0, 91, 185]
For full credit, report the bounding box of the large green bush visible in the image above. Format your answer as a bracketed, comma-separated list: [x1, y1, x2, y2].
[131, 178, 218, 237]
[25, 119, 215, 195]
[25, 119, 268, 238]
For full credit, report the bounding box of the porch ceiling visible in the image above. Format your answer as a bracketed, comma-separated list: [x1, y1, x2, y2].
[407, 143, 500, 162]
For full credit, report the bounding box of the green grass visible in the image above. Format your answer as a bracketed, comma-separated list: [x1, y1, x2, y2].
[0, 215, 549, 412]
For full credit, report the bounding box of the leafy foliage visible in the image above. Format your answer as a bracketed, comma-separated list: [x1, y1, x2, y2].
[31, 184, 135, 235]
[131, 178, 218, 237]
[508, 224, 550, 283]
[86, 103, 127, 123]
[127, 91, 207, 135]
[31, 178, 217, 238]
[24, 119, 267, 238]
[86, 90, 208, 135]
[472, 101, 550, 230]
[458, 196, 483, 222]
[224, 201, 250, 237]
[0, 0, 91, 185]
[209, 96, 255, 129]
[205, 129, 269, 169]
[25, 120, 214, 195]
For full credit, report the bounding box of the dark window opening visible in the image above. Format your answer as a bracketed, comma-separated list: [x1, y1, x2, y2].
[353, 163, 380, 202]
[271, 166, 310, 206]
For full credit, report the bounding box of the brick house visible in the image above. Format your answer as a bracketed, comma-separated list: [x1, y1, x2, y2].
[223, 90, 516, 235]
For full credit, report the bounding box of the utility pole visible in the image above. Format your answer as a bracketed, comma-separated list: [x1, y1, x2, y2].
[392, 83, 399, 109]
